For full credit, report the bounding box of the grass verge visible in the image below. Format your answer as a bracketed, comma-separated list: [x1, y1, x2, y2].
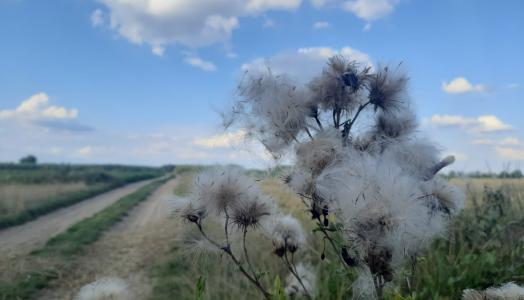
[0, 179, 167, 299]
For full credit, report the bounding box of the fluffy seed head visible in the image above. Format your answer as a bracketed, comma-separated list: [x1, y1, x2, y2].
[228, 69, 310, 154]
[367, 65, 408, 113]
[285, 263, 317, 298]
[191, 166, 258, 215]
[267, 214, 306, 255]
[428, 177, 466, 215]
[295, 128, 344, 176]
[309, 56, 370, 112]
[172, 197, 207, 224]
[374, 108, 417, 139]
[75, 277, 130, 300]
[230, 194, 275, 230]
[463, 282, 524, 300]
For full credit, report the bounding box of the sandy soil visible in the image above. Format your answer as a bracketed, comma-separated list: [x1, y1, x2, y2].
[37, 178, 180, 300]
[0, 179, 156, 258]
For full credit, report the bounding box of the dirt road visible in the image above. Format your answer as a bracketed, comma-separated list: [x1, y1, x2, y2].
[0, 179, 156, 257]
[37, 178, 180, 300]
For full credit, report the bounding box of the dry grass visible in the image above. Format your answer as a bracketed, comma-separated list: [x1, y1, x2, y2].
[0, 182, 89, 217]
[451, 178, 524, 208]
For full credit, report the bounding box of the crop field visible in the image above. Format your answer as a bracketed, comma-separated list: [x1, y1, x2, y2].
[0, 165, 522, 300]
[0, 164, 166, 229]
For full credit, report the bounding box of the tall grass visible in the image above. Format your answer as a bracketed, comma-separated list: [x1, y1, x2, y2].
[0, 164, 166, 229]
[149, 176, 524, 300]
[0, 182, 88, 218]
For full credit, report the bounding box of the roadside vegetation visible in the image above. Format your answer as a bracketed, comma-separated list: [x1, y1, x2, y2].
[149, 171, 524, 300]
[0, 163, 166, 229]
[0, 178, 167, 299]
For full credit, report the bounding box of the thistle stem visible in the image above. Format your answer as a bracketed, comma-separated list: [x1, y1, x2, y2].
[195, 223, 272, 300]
[283, 250, 312, 300]
[315, 116, 323, 130]
[314, 218, 349, 269]
[341, 100, 372, 134]
[242, 227, 257, 278]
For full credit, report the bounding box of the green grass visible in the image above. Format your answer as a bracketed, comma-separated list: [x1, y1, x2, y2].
[0, 163, 165, 185]
[34, 179, 166, 256]
[0, 270, 59, 300]
[0, 164, 166, 229]
[0, 179, 166, 299]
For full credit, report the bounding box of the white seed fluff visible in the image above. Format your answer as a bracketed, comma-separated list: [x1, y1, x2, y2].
[75, 277, 130, 300]
[284, 263, 317, 298]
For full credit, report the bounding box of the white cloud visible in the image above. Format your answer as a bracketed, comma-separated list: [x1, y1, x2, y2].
[429, 114, 512, 132]
[313, 21, 330, 29]
[262, 18, 275, 28]
[91, 9, 104, 27]
[473, 137, 522, 146]
[0, 93, 78, 121]
[310, 0, 329, 7]
[442, 77, 486, 94]
[151, 45, 165, 56]
[76, 146, 93, 157]
[192, 130, 246, 148]
[95, 0, 302, 53]
[184, 56, 217, 72]
[342, 0, 399, 21]
[496, 147, 524, 160]
[242, 46, 372, 83]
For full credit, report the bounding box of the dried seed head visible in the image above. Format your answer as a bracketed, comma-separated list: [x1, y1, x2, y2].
[267, 214, 306, 255]
[309, 56, 369, 112]
[367, 65, 408, 113]
[230, 194, 274, 230]
[191, 166, 258, 215]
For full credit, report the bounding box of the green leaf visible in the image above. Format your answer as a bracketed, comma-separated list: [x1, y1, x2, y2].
[195, 276, 206, 300]
[271, 275, 287, 300]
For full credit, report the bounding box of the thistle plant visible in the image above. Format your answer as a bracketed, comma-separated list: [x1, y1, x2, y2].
[175, 55, 465, 299]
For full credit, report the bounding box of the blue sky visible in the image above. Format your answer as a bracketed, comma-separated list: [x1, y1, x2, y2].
[0, 0, 523, 171]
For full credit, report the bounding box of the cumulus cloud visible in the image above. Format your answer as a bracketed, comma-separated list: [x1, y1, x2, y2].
[442, 77, 486, 94]
[496, 146, 524, 160]
[473, 137, 522, 146]
[0, 93, 78, 121]
[94, 0, 301, 53]
[91, 9, 104, 27]
[342, 0, 399, 21]
[184, 56, 217, 72]
[429, 114, 512, 132]
[0, 93, 93, 132]
[313, 21, 330, 29]
[192, 130, 246, 148]
[242, 46, 372, 82]
[76, 146, 93, 157]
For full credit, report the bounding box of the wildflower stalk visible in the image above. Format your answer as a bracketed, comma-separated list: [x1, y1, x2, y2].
[194, 222, 272, 300]
[196, 223, 272, 300]
[341, 100, 372, 134]
[282, 250, 312, 300]
[314, 218, 349, 269]
[314, 115, 323, 130]
[242, 227, 257, 279]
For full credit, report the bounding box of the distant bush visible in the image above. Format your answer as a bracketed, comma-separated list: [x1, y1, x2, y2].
[447, 169, 523, 179]
[19, 155, 37, 165]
